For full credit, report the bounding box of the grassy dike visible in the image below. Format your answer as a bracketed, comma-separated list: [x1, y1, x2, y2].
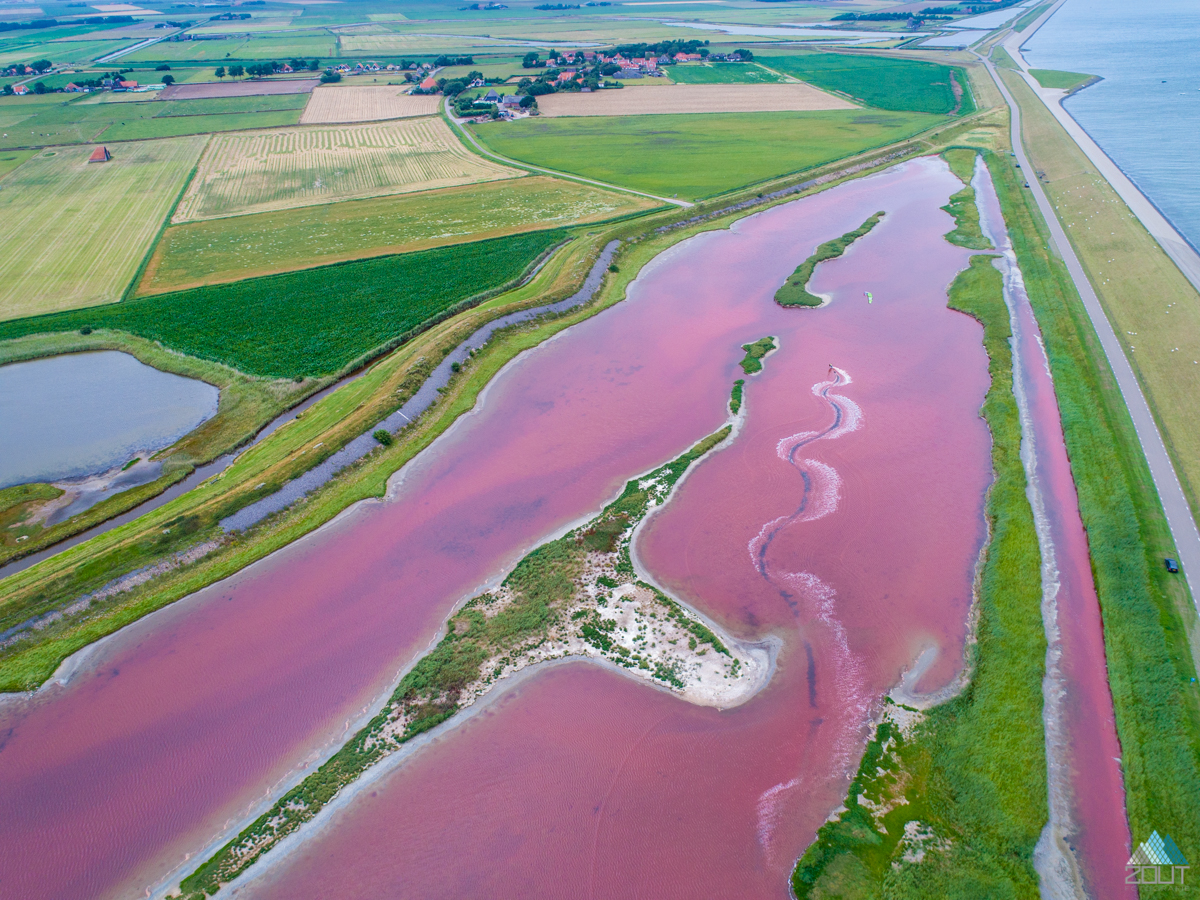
[792, 252, 1047, 897]
[984, 149, 1200, 878]
[775, 211, 886, 307]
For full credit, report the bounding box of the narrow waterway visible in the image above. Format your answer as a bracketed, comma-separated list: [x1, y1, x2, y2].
[976, 162, 1132, 899]
[0, 159, 992, 900]
[226, 157, 993, 900]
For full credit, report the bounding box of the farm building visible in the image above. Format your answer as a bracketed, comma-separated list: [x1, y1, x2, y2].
[88, 146, 111, 163]
[420, 76, 437, 91]
[484, 88, 501, 102]
[13, 84, 28, 95]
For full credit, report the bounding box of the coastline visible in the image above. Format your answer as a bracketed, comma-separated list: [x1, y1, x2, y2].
[1001, 2, 1200, 291]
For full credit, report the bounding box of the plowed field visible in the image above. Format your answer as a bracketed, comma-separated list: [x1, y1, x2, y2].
[300, 86, 441, 124]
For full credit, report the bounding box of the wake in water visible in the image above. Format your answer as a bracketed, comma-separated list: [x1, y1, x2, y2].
[751, 368, 872, 857]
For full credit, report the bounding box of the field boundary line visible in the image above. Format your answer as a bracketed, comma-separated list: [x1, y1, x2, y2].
[444, 99, 693, 208]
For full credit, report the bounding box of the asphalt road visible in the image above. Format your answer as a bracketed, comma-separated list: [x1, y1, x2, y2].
[976, 42, 1200, 608]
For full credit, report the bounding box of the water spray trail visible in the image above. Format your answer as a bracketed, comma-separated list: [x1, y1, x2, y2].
[751, 367, 869, 855]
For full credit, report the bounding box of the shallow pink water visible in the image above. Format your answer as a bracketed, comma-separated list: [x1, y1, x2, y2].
[977, 170, 1133, 897]
[235, 158, 995, 899]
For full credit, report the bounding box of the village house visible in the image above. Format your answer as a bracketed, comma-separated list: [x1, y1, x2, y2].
[12, 84, 28, 95]
[419, 76, 437, 91]
[483, 88, 501, 102]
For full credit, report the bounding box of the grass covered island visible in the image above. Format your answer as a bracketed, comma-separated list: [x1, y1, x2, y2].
[177, 362, 774, 898]
[776, 212, 885, 307]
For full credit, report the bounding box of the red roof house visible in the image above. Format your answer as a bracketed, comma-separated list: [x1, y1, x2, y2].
[419, 76, 437, 91]
[88, 146, 111, 163]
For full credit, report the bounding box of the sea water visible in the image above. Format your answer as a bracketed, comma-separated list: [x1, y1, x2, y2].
[1022, 0, 1200, 251]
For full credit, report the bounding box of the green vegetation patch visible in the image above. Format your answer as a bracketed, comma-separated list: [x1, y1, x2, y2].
[794, 251, 1046, 897]
[473, 110, 940, 200]
[0, 230, 566, 378]
[760, 51, 974, 116]
[729, 378, 745, 415]
[667, 62, 786, 85]
[776, 211, 885, 307]
[1029, 68, 1099, 92]
[0, 93, 301, 149]
[0, 483, 63, 549]
[738, 336, 776, 374]
[152, 94, 310, 117]
[139, 176, 657, 294]
[941, 149, 991, 250]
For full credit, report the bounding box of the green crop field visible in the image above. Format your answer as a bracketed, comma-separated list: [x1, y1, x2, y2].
[123, 34, 336, 64]
[140, 175, 657, 293]
[666, 62, 787, 85]
[0, 137, 207, 321]
[1029, 68, 1097, 91]
[759, 50, 974, 115]
[154, 94, 311, 117]
[0, 230, 567, 377]
[0, 149, 35, 179]
[0, 92, 303, 149]
[472, 110, 940, 200]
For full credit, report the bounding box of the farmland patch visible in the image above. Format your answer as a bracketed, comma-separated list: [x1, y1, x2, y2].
[0, 230, 568, 377]
[160, 79, 318, 100]
[472, 110, 940, 199]
[174, 116, 521, 222]
[0, 137, 206, 321]
[759, 50, 974, 116]
[140, 176, 657, 294]
[300, 86, 441, 124]
[536, 83, 854, 117]
[666, 62, 788, 85]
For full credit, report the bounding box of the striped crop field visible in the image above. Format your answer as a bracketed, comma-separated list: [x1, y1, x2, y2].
[0, 137, 206, 322]
[140, 176, 659, 294]
[173, 117, 521, 222]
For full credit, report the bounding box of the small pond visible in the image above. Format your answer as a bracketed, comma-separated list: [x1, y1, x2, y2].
[0, 351, 219, 489]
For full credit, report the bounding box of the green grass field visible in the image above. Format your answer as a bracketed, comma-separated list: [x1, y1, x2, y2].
[760, 50, 974, 115]
[153, 94, 310, 117]
[140, 176, 657, 293]
[1029, 68, 1097, 91]
[666, 62, 786, 85]
[0, 230, 566, 377]
[123, 34, 336, 64]
[472, 110, 940, 199]
[0, 137, 206, 321]
[0, 92, 304, 149]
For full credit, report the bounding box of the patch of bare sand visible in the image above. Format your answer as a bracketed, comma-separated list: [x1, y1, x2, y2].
[537, 83, 856, 117]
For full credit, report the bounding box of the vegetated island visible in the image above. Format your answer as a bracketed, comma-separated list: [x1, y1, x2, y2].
[739, 335, 777, 374]
[176, 369, 772, 899]
[775, 212, 885, 307]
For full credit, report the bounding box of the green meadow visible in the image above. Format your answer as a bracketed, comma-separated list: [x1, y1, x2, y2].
[760, 50, 974, 116]
[0, 230, 566, 377]
[472, 110, 940, 200]
[666, 62, 787, 85]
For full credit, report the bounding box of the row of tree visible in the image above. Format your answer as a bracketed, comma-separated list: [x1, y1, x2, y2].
[214, 59, 320, 79]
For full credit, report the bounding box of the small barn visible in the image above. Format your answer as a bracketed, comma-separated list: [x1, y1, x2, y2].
[88, 146, 111, 163]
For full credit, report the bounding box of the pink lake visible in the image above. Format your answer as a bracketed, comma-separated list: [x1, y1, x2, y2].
[229, 157, 996, 899]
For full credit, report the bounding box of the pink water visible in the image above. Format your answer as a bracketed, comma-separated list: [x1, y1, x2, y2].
[234, 157, 995, 899]
[975, 171, 1133, 898]
[0, 158, 992, 900]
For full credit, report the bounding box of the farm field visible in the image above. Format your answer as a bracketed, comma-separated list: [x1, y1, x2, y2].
[536, 83, 853, 117]
[155, 94, 311, 117]
[160, 79, 319, 100]
[0, 230, 568, 377]
[174, 116, 521, 222]
[0, 92, 303, 150]
[472, 109, 940, 199]
[139, 175, 656, 293]
[665, 62, 788, 84]
[300, 86, 441, 124]
[759, 50, 975, 115]
[0, 149, 35, 179]
[0, 137, 207, 321]
[122, 34, 337, 63]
